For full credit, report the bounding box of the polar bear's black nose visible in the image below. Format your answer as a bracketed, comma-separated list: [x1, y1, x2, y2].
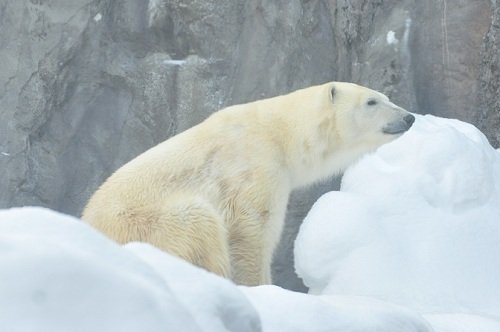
[382, 113, 416, 135]
[404, 114, 415, 127]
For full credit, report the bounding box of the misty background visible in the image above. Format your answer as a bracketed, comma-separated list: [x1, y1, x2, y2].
[0, 0, 498, 291]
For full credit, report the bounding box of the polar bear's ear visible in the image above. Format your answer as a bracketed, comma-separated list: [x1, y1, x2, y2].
[330, 86, 336, 102]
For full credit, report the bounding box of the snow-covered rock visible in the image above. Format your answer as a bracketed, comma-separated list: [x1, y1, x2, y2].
[425, 314, 500, 332]
[241, 285, 432, 332]
[295, 115, 500, 329]
[0, 207, 259, 332]
[124, 242, 261, 332]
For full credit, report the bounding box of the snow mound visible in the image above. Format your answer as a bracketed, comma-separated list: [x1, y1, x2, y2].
[241, 285, 432, 332]
[0, 207, 431, 332]
[124, 242, 261, 332]
[425, 314, 500, 332]
[0, 207, 259, 332]
[295, 115, 500, 323]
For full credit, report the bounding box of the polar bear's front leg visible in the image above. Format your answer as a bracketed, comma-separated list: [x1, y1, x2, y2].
[228, 209, 286, 286]
[224, 175, 289, 286]
[228, 222, 272, 286]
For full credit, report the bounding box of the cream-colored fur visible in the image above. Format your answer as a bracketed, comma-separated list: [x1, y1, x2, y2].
[82, 82, 414, 286]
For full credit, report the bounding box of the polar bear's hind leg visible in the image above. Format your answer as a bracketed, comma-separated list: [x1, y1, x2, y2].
[117, 198, 232, 279]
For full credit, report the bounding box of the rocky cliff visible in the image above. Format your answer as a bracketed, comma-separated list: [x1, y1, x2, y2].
[1, 0, 498, 291]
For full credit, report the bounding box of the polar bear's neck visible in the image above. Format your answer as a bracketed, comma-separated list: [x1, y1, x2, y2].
[281, 121, 365, 189]
[253, 89, 372, 189]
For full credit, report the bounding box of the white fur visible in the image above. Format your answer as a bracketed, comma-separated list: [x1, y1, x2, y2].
[82, 82, 412, 286]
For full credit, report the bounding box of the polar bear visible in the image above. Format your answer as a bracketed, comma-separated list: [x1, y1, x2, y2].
[82, 82, 414, 286]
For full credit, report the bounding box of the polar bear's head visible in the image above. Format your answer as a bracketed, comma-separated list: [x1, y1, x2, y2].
[330, 82, 415, 147]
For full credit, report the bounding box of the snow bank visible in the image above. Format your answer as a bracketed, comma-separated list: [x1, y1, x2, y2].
[241, 285, 431, 332]
[425, 314, 500, 332]
[124, 242, 260, 332]
[0, 207, 259, 332]
[1, 206, 431, 332]
[295, 115, 500, 327]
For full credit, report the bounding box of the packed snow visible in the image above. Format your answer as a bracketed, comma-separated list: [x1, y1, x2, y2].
[163, 59, 187, 66]
[296, 114, 500, 331]
[124, 242, 260, 332]
[241, 286, 432, 332]
[386, 30, 398, 45]
[1, 114, 499, 331]
[0, 207, 258, 332]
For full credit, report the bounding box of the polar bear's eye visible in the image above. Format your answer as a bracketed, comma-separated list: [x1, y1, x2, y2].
[367, 99, 377, 106]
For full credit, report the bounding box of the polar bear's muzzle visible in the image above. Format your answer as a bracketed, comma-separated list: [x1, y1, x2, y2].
[382, 114, 415, 135]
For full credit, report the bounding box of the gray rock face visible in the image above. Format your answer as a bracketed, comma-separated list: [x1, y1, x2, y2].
[1, 0, 498, 291]
[476, 1, 500, 148]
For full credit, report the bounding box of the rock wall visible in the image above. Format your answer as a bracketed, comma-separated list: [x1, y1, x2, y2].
[0, 0, 498, 291]
[476, 0, 500, 148]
